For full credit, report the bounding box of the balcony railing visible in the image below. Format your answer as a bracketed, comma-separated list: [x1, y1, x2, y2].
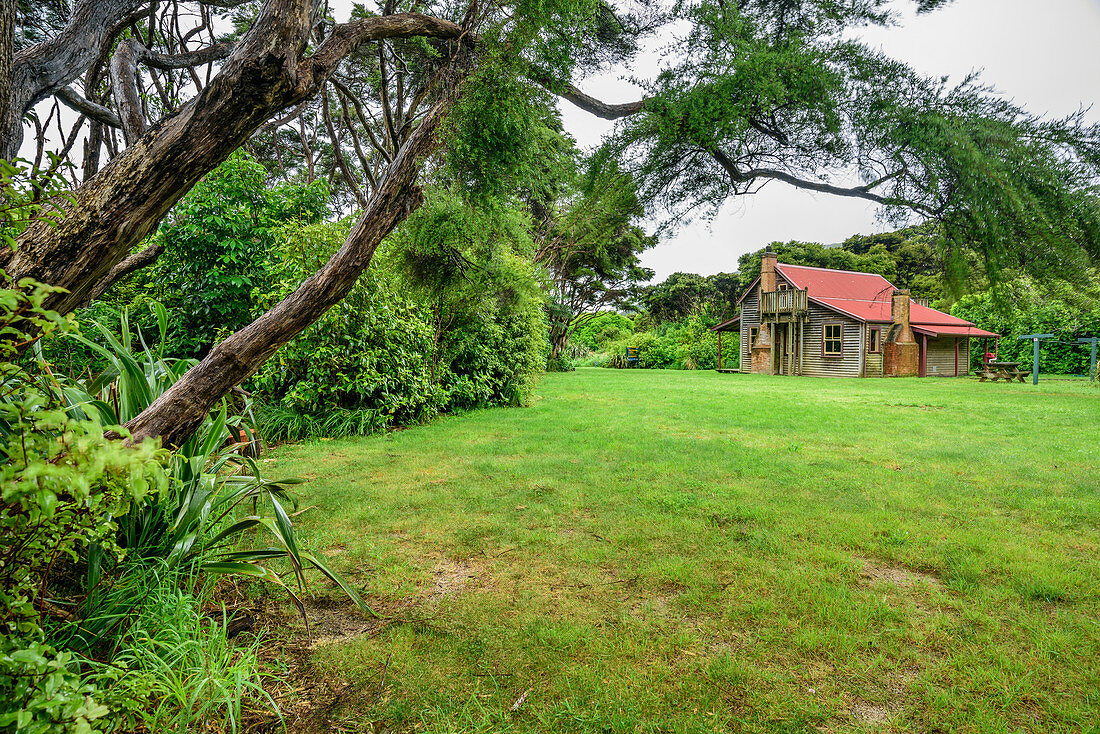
[761, 288, 808, 316]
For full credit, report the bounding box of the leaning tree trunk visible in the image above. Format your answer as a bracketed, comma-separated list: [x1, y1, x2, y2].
[0, 1, 466, 446]
[123, 101, 449, 447]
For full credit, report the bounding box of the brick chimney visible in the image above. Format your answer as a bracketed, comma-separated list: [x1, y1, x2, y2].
[751, 247, 778, 375]
[884, 289, 919, 376]
[760, 247, 777, 294]
[891, 289, 916, 345]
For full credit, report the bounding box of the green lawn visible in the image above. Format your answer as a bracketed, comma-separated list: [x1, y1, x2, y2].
[268, 369, 1100, 733]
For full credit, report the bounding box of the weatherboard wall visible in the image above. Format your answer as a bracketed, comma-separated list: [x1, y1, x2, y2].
[800, 303, 862, 378]
[924, 336, 970, 377]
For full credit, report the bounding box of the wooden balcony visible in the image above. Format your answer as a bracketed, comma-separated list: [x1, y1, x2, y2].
[760, 288, 808, 320]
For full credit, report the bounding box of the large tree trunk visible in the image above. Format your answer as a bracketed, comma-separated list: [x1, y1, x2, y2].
[549, 327, 568, 361]
[123, 100, 450, 447]
[0, 7, 463, 316]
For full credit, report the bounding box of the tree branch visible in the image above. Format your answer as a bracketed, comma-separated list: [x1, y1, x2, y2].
[82, 242, 165, 304]
[7, 0, 147, 158]
[4, 6, 466, 320]
[710, 148, 935, 216]
[55, 86, 123, 128]
[306, 14, 466, 83]
[527, 69, 647, 120]
[110, 38, 236, 144]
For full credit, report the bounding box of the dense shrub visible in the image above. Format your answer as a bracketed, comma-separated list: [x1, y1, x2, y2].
[251, 197, 549, 438]
[251, 221, 443, 430]
[0, 280, 167, 733]
[572, 311, 635, 352]
[6, 283, 373, 731]
[434, 251, 549, 408]
[153, 152, 328, 356]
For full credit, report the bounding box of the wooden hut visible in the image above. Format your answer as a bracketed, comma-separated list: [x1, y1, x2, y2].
[712, 252, 998, 377]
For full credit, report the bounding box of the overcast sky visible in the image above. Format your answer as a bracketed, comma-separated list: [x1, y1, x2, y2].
[557, 0, 1100, 281]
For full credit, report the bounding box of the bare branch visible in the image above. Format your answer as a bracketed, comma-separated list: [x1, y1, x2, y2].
[56, 86, 123, 128]
[109, 37, 147, 143]
[110, 37, 236, 144]
[7, 0, 148, 157]
[710, 148, 935, 217]
[306, 14, 466, 82]
[528, 69, 647, 120]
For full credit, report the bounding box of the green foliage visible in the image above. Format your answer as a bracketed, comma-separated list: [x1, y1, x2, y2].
[598, 308, 736, 371]
[251, 194, 549, 437]
[952, 276, 1100, 375]
[58, 302, 373, 620]
[571, 311, 635, 352]
[443, 65, 563, 203]
[393, 189, 549, 409]
[607, 0, 1100, 285]
[0, 157, 72, 253]
[640, 272, 742, 323]
[537, 157, 655, 357]
[152, 152, 328, 356]
[0, 279, 167, 734]
[75, 564, 273, 734]
[251, 220, 443, 432]
[0, 637, 110, 734]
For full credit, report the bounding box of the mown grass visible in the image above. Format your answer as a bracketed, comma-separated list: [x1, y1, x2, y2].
[269, 370, 1100, 733]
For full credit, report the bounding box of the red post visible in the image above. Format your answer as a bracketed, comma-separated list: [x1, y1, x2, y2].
[920, 334, 928, 377]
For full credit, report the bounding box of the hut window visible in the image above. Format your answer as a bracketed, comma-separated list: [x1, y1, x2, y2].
[748, 326, 759, 347]
[868, 327, 881, 354]
[823, 324, 843, 357]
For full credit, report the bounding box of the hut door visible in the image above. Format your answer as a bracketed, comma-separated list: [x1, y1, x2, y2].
[775, 325, 793, 375]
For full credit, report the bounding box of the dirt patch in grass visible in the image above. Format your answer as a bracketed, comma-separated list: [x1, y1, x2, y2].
[858, 559, 941, 589]
[245, 580, 450, 733]
[430, 557, 481, 596]
[850, 698, 892, 726]
[304, 594, 393, 648]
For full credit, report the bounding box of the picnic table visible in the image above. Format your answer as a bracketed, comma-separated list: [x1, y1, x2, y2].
[975, 360, 1027, 383]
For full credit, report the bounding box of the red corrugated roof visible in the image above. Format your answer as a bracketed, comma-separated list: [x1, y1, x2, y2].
[776, 263, 896, 302]
[775, 262, 992, 332]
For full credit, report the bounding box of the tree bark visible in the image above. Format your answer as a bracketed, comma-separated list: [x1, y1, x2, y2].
[1, 7, 463, 317]
[527, 68, 646, 120]
[123, 99, 450, 447]
[0, 0, 14, 157]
